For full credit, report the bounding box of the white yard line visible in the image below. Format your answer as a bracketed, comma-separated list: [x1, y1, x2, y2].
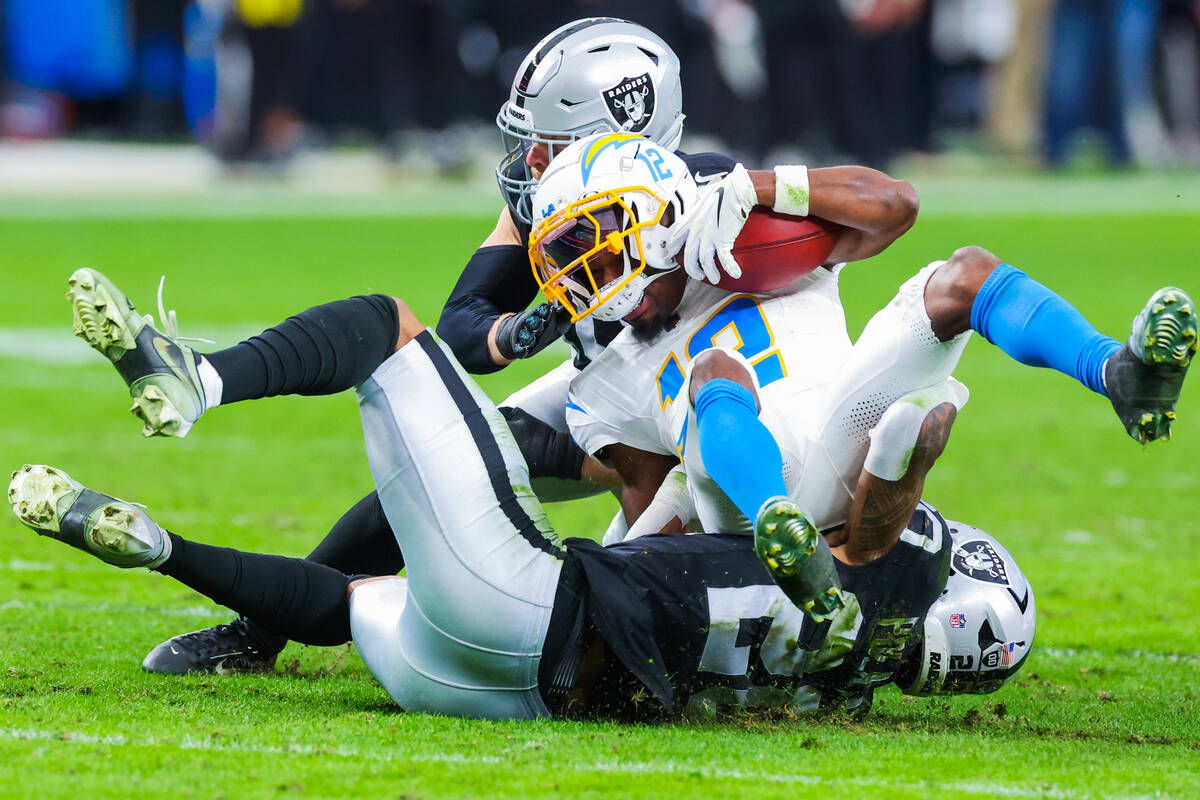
[0, 326, 269, 364]
[0, 327, 571, 368]
[0, 599, 229, 619]
[0, 726, 1166, 798]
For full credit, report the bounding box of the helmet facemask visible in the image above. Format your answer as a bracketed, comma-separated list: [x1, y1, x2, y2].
[495, 124, 588, 227]
[529, 186, 675, 323]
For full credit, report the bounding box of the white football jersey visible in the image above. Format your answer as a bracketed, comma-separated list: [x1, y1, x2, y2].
[566, 268, 853, 533]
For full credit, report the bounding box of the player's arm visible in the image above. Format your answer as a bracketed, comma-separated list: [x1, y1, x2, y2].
[600, 442, 681, 528]
[623, 464, 693, 540]
[748, 166, 919, 265]
[672, 161, 917, 281]
[436, 207, 567, 373]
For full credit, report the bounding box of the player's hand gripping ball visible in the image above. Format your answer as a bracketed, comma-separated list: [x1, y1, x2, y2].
[668, 163, 842, 292]
[716, 209, 842, 293]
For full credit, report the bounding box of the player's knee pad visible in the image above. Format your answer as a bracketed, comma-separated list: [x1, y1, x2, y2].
[863, 378, 969, 481]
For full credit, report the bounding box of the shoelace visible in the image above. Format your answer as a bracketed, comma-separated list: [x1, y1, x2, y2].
[144, 276, 216, 346]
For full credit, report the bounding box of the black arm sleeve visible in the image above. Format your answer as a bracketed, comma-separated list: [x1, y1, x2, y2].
[436, 244, 540, 374]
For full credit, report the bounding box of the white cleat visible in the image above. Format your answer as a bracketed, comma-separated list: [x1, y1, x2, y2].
[8, 465, 171, 569]
[67, 268, 207, 438]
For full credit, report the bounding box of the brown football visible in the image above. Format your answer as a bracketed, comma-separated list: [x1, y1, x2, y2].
[710, 209, 843, 292]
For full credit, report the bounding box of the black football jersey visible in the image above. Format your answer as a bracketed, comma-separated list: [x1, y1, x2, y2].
[543, 502, 950, 719]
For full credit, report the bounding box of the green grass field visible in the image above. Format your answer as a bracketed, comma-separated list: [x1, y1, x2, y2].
[1, 190, 1198, 798]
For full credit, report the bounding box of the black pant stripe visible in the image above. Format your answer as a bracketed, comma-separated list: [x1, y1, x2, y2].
[415, 331, 562, 557]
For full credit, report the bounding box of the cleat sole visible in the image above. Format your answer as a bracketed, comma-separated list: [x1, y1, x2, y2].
[754, 502, 819, 580]
[1119, 287, 1198, 443]
[7, 464, 81, 534]
[1135, 288, 1198, 371]
[67, 268, 140, 358]
[131, 384, 192, 438]
[89, 504, 140, 550]
[753, 498, 844, 621]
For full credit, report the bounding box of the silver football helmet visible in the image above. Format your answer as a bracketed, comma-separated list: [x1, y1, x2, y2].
[898, 522, 1036, 696]
[496, 17, 685, 225]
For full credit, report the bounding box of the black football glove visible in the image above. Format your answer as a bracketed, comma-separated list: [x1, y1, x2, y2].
[494, 303, 571, 360]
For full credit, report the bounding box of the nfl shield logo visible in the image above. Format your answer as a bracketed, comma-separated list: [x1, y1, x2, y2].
[949, 613, 966, 629]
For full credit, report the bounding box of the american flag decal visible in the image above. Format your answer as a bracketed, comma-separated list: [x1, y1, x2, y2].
[1000, 641, 1017, 666]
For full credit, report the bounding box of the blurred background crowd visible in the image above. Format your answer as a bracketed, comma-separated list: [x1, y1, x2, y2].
[3, 0, 1200, 172]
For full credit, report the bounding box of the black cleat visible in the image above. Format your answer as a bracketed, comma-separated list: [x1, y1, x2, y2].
[1105, 287, 1197, 443]
[142, 617, 286, 675]
[753, 497, 844, 622]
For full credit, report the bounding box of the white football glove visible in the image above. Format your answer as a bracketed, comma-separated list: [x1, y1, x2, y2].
[668, 163, 757, 284]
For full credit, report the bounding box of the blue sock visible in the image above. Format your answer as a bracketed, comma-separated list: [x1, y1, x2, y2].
[694, 378, 787, 522]
[970, 264, 1122, 396]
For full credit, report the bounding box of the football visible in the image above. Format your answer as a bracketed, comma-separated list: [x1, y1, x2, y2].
[710, 209, 843, 292]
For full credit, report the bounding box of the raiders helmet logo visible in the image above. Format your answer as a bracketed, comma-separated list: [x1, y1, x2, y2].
[952, 540, 1010, 586]
[601, 73, 656, 132]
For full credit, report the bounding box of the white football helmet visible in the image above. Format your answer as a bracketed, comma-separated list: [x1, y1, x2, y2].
[528, 133, 695, 323]
[496, 17, 685, 225]
[898, 522, 1036, 696]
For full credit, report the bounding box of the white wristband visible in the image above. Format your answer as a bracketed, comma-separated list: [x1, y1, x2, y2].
[773, 164, 810, 217]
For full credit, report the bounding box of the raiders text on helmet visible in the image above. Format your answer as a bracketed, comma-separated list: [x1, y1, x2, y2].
[496, 18, 685, 225]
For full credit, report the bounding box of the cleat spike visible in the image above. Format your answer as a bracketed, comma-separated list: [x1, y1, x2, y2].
[8, 467, 169, 568]
[753, 497, 843, 621]
[1109, 287, 1196, 442]
[66, 269, 206, 438]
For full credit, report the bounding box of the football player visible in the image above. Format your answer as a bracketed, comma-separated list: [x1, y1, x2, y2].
[9, 295, 1035, 718]
[527, 134, 1196, 613]
[85, 16, 924, 675]
[446, 16, 918, 497]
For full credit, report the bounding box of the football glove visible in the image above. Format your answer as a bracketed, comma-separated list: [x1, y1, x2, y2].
[668, 163, 757, 284]
[494, 303, 571, 360]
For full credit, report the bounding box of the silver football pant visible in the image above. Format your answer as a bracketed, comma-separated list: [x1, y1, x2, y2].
[350, 331, 564, 719]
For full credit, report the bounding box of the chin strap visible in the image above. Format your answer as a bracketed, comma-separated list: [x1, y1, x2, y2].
[591, 266, 678, 323]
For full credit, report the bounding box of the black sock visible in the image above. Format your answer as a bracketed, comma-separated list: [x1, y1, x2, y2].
[305, 490, 403, 574]
[205, 294, 400, 404]
[156, 533, 353, 646]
